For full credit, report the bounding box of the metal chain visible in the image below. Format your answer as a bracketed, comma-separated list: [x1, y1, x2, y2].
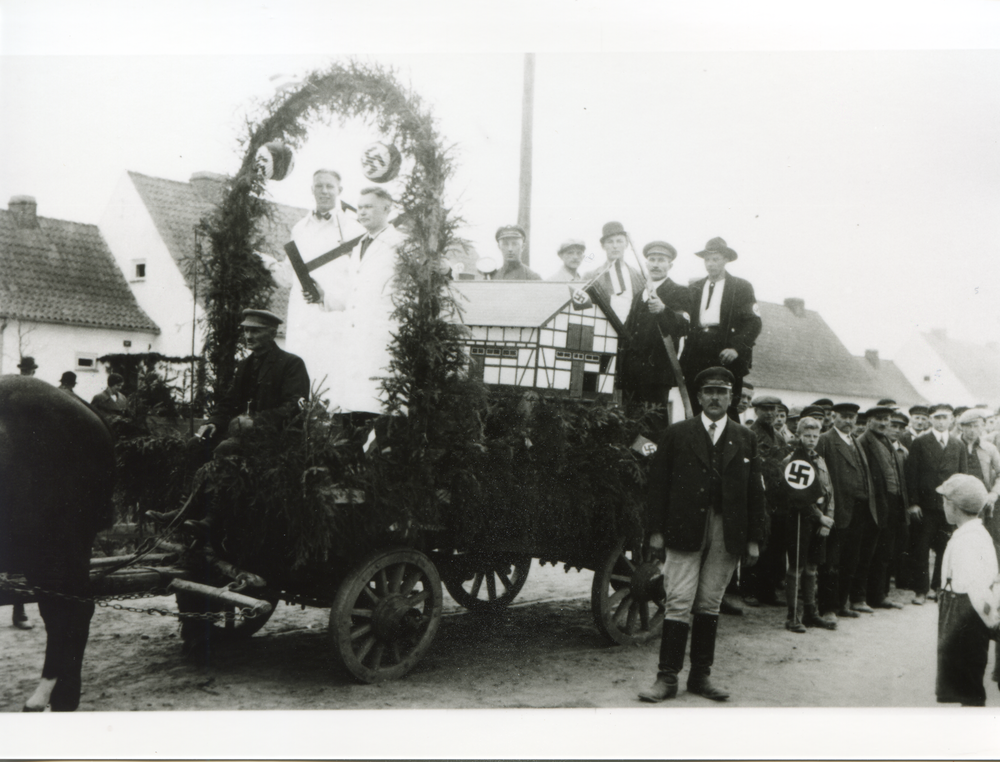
[0, 575, 259, 623]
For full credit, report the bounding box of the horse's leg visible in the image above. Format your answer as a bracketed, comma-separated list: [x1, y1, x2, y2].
[23, 678, 56, 711]
[49, 599, 94, 711]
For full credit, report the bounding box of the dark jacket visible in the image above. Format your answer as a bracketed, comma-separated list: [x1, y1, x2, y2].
[905, 431, 967, 513]
[682, 273, 762, 379]
[90, 388, 128, 419]
[816, 428, 877, 529]
[210, 342, 310, 432]
[647, 416, 767, 556]
[857, 429, 909, 527]
[620, 277, 691, 389]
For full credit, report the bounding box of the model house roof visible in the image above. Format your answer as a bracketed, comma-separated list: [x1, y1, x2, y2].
[127, 171, 301, 328]
[450, 281, 582, 327]
[0, 198, 159, 333]
[922, 329, 1000, 404]
[745, 298, 883, 399]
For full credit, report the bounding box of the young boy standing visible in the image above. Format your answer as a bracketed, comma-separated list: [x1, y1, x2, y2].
[935, 474, 1000, 706]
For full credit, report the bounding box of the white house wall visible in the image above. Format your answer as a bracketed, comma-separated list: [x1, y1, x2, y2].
[1, 319, 157, 401]
[99, 174, 202, 358]
[893, 333, 975, 406]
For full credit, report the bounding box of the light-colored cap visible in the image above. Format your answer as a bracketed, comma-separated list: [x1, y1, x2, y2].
[240, 308, 283, 328]
[557, 239, 586, 256]
[936, 473, 989, 514]
[958, 408, 987, 426]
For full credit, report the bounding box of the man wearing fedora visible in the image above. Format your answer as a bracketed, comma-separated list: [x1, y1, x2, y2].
[546, 239, 587, 282]
[574, 221, 646, 326]
[58, 371, 80, 398]
[680, 237, 761, 420]
[494, 225, 541, 281]
[17, 356, 38, 377]
[639, 366, 766, 703]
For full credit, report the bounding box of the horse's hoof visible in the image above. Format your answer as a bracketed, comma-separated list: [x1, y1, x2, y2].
[22, 704, 46, 712]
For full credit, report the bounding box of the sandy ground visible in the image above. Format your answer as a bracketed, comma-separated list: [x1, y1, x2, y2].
[2, 560, 997, 714]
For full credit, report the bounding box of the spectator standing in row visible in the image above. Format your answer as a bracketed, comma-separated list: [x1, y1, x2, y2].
[679, 237, 761, 420]
[906, 404, 968, 605]
[574, 221, 646, 326]
[494, 225, 541, 281]
[900, 405, 931, 450]
[546, 239, 586, 282]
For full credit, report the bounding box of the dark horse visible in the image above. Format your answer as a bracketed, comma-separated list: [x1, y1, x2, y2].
[0, 376, 114, 711]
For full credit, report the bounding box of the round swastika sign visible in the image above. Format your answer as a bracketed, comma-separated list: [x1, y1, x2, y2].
[783, 459, 816, 490]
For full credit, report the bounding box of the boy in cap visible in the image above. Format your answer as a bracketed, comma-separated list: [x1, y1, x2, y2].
[639, 366, 766, 703]
[779, 416, 837, 631]
[679, 237, 762, 420]
[494, 225, 541, 281]
[934, 474, 1000, 706]
[546, 239, 586, 282]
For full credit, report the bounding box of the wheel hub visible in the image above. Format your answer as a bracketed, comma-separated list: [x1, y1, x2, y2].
[371, 594, 424, 642]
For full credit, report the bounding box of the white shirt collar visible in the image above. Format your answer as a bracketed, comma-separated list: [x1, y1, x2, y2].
[701, 412, 728, 443]
[835, 427, 855, 445]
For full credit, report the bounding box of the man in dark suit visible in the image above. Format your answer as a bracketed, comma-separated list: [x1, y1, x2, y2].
[856, 406, 908, 610]
[679, 237, 762, 420]
[815, 402, 877, 622]
[618, 241, 691, 423]
[905, 403, 968, 604]
[638, 367, 766, 703]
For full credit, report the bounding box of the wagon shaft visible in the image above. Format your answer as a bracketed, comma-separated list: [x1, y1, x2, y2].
[167, 578, 274, 619]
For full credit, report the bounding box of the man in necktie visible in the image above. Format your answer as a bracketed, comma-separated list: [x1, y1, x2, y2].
[679, 237, 762, 420]
[905, 403, 968, 604]
[638, 367, 766, 703]
[573, 222, 647, 325]
[285, 168, 364, 400]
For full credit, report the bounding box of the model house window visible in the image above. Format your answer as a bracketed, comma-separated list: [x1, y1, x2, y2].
[76, 353, 98, 372]
[132, 259, 146, 281]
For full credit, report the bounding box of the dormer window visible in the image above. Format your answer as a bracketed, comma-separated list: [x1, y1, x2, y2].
[132, 259, 146, 281]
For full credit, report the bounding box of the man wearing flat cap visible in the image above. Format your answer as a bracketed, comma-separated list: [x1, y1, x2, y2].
[901, 405, 931, 450]
[639, 366, 766, 703]
[816, 401, 877, 621]
[680, 237, 762, 420]
[494, 225, 541, 281]
[905, 403, 968, 605]
[200, 309, 310, 447]
[616, 240, 691, 419]
[546, 239, 587, 282]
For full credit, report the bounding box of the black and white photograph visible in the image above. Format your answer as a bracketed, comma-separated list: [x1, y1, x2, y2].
[1, 0, 1000, 758]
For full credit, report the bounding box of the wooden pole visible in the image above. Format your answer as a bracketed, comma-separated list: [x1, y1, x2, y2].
[518, 53, 535, 265]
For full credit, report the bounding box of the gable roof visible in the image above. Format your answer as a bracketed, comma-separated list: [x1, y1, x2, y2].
[853, 355, 928, 406]
[745, 300, 882, 398]
[0, 209, 159, 333]
[922, 330, 1000, 404]
[450, 281, 583, 327]
[127, 171, 302, 331]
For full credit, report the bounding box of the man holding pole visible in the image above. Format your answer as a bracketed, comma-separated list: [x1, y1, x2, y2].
[680, 237, 762, 420]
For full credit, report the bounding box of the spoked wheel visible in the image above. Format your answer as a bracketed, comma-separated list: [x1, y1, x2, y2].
[591, 536, 665, 645]
[175, 589, 279, 645]
[330, 548, 442, 683]
[442, 553, 531, 613]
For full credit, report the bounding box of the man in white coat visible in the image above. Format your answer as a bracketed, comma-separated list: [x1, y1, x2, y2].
[285, 169, 364, 400]
[328, 186, 404, 415]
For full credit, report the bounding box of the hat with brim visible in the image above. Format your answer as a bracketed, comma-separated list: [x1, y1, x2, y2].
[929, 403, 954, 416]
[694, 236, 737, 262]
[831, 402, 860, 415]
[642, 241, 677, 260]
[557, 239, 586, 256]
[958, 409, 986, 426]
[751, 395, 782, 408]
[891, 412, 909, 425]
[908, 405, 930, 417]
[17, 356, 38, 371]
[60, 371, 77, 386]
[936, 473, 988, 515]
[495, 225, 526, 242]
[694, 366, 735, 391]
[801, 405, 826, 421]
[865, 406, 894, 420]
[777, 403, 789, 414]
[600, 221, 628, 244]
[811, 398, 834, 408]
[240, 309, 283, 328]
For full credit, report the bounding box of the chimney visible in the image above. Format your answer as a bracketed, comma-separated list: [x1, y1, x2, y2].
[865, 349, 880, 369]
[784, 297, 805, 317]
[189, 172, 229, 203]
[8, 195, 38, 228]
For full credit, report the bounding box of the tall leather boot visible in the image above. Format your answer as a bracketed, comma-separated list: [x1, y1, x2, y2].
[801, 569, 836, 629]
[638, 619, 689, 703]
[785, 572, 805, 633]
[686, 613, 729, 701]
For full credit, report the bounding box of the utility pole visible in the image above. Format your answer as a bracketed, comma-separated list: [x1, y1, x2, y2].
[518, 53, 535, 265]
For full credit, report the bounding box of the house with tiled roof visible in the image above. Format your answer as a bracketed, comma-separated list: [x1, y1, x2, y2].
[893, 329, 1000, 408]
[0, 195, 160, 400]
[741, 298, 910, 409]
[853, 351, 927, 408]
[98, 171, 301, 359]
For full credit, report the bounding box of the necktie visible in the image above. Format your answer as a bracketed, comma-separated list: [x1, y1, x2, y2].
[709, 422, 717, 444]
[314, 210, 331, 220]
[360, 236, 372, 260]
[613, 262, 627, 295]
[705, 280, 716, 309]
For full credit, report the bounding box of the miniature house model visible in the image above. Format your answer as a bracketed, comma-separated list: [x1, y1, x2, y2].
[450, 281, 622, 400]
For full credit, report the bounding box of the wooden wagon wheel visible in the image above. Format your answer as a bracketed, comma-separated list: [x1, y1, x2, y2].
[330, 547, 443, 683]
[442, 553, 531, 613]
[591, 536, 665, 645]
[175, 589, 279, 643]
